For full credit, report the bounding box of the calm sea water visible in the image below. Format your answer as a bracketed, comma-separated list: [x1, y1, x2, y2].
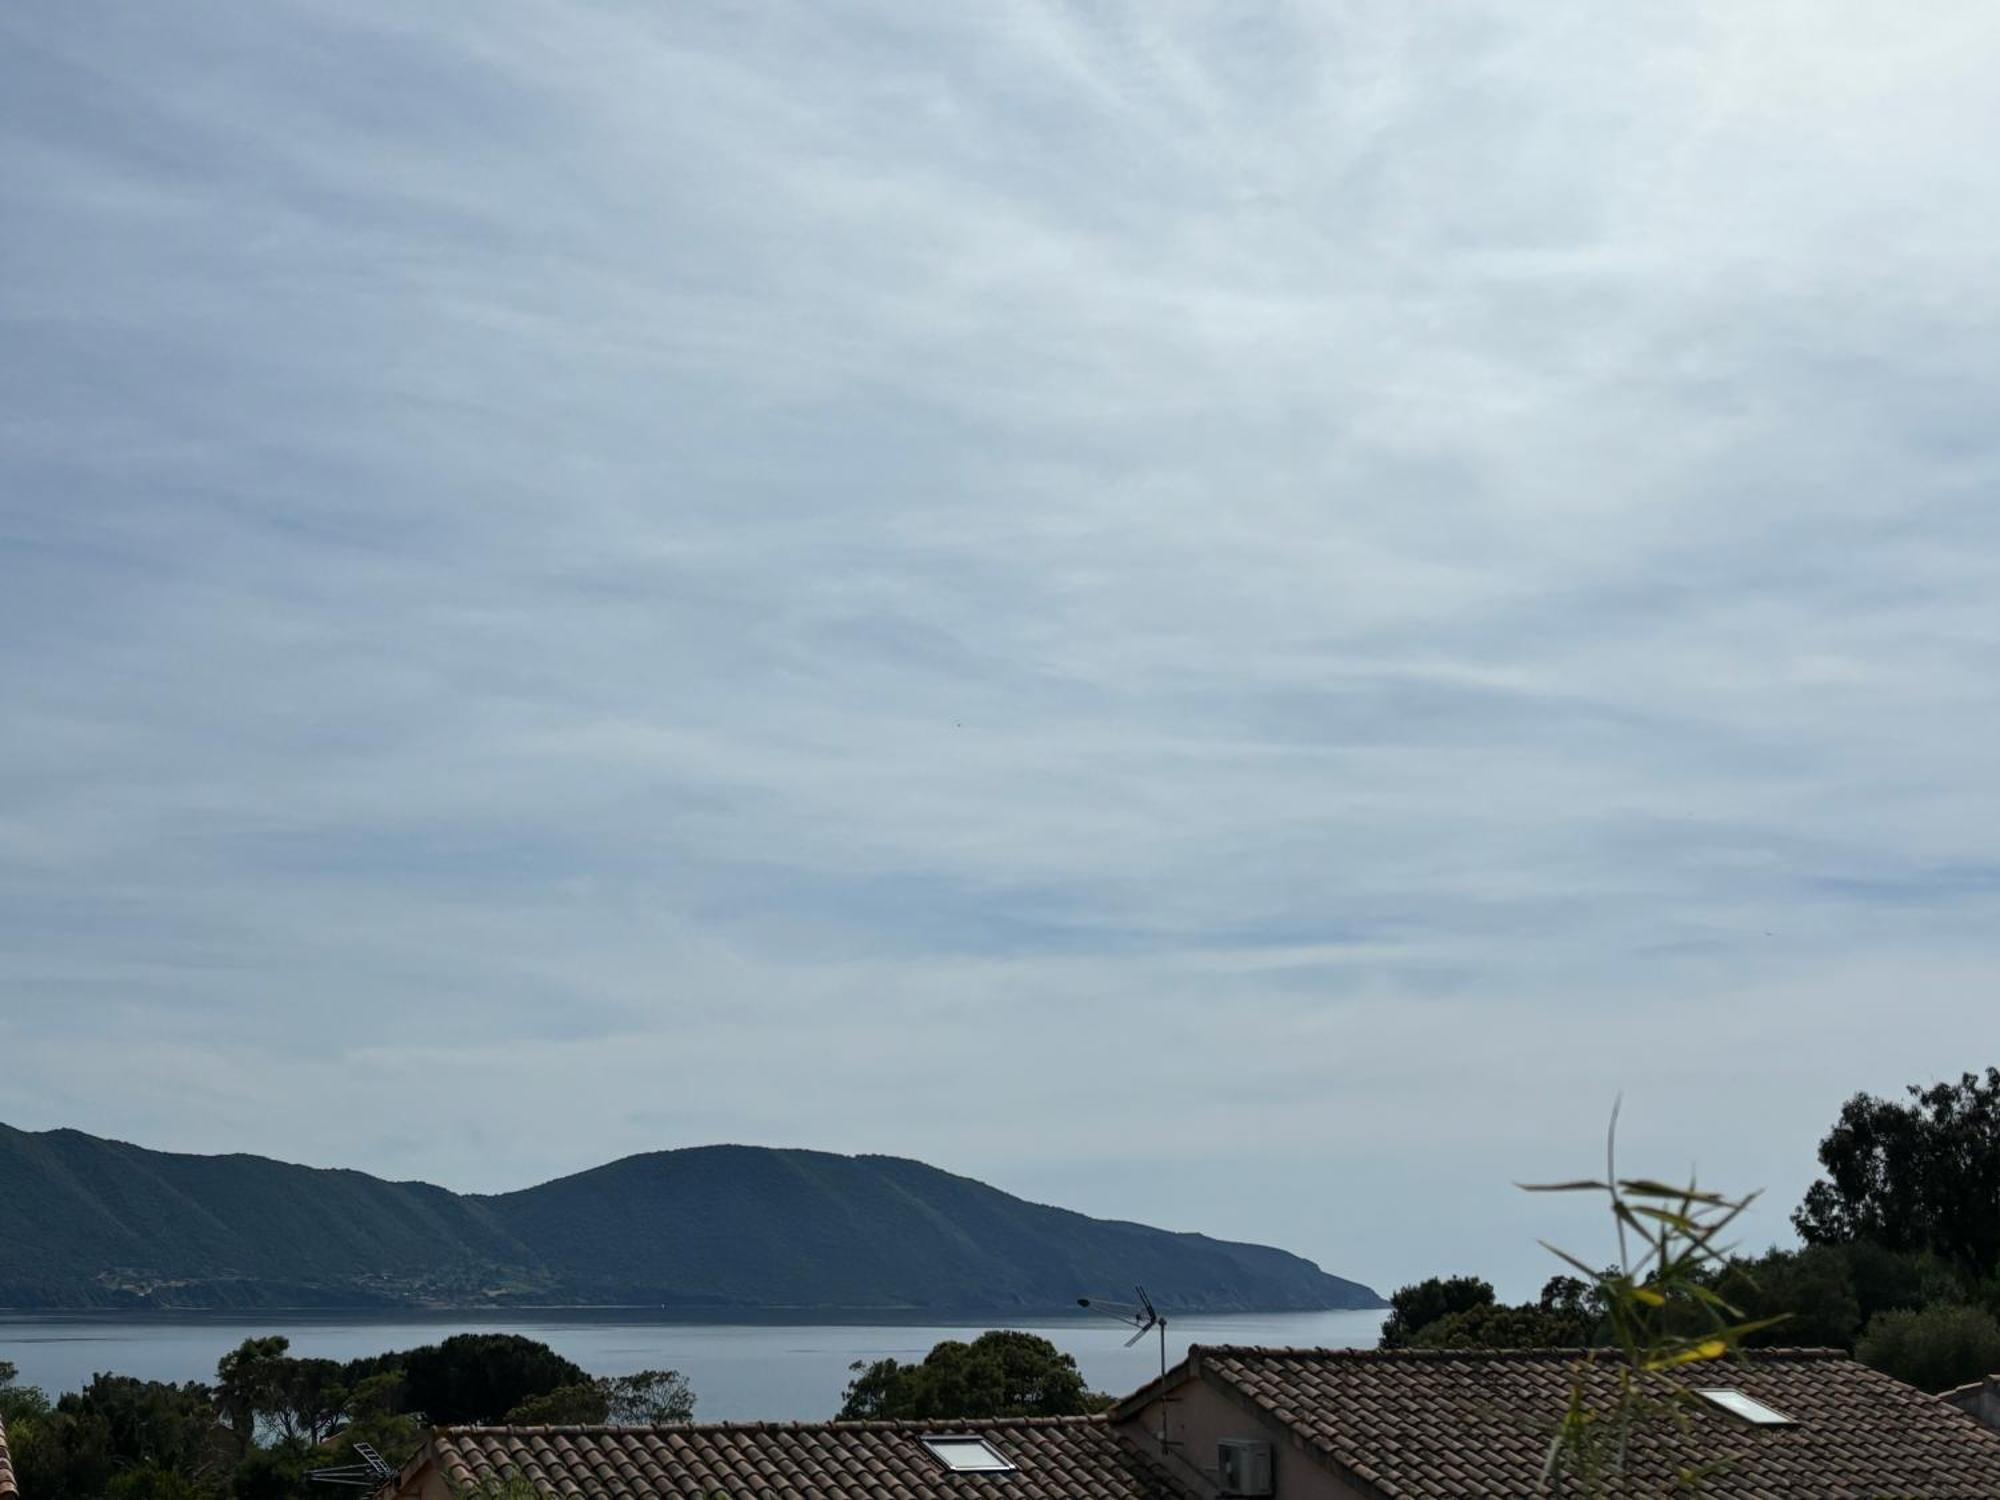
[0, 1308, 1384, 1420]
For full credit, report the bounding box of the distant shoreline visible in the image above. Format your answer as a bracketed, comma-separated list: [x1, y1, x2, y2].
[0, 1307, 1390, 1418]
[0, 1302, 1385, 1323]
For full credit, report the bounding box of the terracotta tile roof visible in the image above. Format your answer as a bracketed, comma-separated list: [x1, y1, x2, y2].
[0, 1413, 16, 1500]
[1172, 1345, 2000, 1499]
[406, 1415, 1189, 1500]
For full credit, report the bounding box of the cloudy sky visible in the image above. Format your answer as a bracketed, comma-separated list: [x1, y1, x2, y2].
[3, 2, 1997, 1298]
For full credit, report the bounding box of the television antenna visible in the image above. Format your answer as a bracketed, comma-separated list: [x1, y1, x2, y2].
[1078, 1285, 1172, 1454]
[307, 1442, 396, 1490]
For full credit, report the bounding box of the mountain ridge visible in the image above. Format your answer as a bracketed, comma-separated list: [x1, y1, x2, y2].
[0, 1123, 1386, 1314]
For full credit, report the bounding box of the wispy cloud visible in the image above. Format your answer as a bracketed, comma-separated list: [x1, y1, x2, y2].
[4, 0, 1999, 1293]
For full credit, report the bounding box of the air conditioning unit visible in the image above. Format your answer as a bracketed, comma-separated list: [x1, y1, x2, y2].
[1216, 1438, 1274, 1497]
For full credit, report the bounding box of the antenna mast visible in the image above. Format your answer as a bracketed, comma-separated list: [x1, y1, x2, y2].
[1078, 1285, 1171, 1455]
[307, 1442, 396, 1492]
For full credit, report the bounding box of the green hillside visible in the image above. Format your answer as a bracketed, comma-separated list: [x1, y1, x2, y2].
[0, 1123, 1384, 1313]
[0, 1123, 543, 1307]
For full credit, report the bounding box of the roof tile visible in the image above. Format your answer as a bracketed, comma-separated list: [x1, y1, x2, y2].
[1184, 1345, 2000, 1499]
[413, 1416, 1184, 1500]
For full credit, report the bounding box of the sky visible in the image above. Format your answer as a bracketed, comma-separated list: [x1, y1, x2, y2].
[2, 2, 1998, 1300]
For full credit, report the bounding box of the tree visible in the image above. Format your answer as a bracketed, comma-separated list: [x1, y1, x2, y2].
[1855, 1303, 2000, 1394]
[214, 1335, 352, 1457]
[363, 1334, 591, 1426]
[602, 1370, 695, 1425]
[324, 1371, 425, 1474]
[59, 1374, 223, 1484]
[1377, 1275, 1495, 1349]
[227, 1440, 311, 1500]
[502, 1371, 695, 1427]
[836, 1356, 907, 1421]
[1707, 1246, 1863, 1351]
[1702, 1241, 1954, 1354]
[504, 1384, 609, 1425]
[1409, 1278, 1597, 1351]
[269, 1357, 349, 1447]
[9, 1407, 118, 1500]
[838, 1331, 1102, 1420]
[1794, 1068, 2000, 1280]
[0, 1361, 53, 1427]
[1842, 1239, 1963, 1320]
[215, 1337, 293, 1457]
[3, 1363, 226, 1500]
[106, 1465, 206, 1500]
[4, 1332, 661, 1497]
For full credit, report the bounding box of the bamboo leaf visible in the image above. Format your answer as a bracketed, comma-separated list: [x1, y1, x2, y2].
[1618, 1178, 1728, 1202]
[1720, 1315, 1792, 1341]
[1628, 1205, 1701, 1233]
[1537, 1240, 1606, 1280]
[1643, 1339, 1729, 1370]
[1684, 1283, 1745, 1318]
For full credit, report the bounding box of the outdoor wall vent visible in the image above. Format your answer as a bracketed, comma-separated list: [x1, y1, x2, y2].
[1216, 1438, 1274, 1496]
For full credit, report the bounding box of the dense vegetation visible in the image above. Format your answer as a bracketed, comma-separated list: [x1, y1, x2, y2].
[836, 1331, 1108, 1420]
[0, 1334, 691, 1500]
[1381, 1068, 2000, 1393]
[0, 1127, 1381, 1314]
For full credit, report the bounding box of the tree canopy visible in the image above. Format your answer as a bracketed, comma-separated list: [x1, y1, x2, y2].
[601, 1370, 696, 1425]
[1407, 1276, 1597, 1351]
[1855, 1302, 2000, 1394]
[214, 1338, 346, 1453]
[1794, 1068, 2000, 1279]
[0, 1331, 694, 1500]
[354, 1333, 591, 1427]
[502, 1369, 695, 1426]
[1377, 1275, 1496, 1349]
[1379, 1070, 2000, 1399]
[838, 1331, 1105, 1421]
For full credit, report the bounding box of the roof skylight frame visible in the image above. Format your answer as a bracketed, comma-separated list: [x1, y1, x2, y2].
[920, 1434, 1018, 1473]
[1694, 1388, 1796, 1426]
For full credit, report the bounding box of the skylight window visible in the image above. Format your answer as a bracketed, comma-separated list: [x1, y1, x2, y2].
[1695, 1389, 1795, 1425]
[921, 1435, 1016, 1473]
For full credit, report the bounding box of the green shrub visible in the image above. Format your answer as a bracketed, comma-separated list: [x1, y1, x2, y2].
[1377, 1275, 1496, 1349]
[1856, 1303, 2000, 1393]
[107, 1464, 206, 1500]
[504, 1383, 608, 1425]
[838, 1331, 1097, 1420]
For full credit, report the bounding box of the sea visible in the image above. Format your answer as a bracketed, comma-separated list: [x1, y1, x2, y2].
[0, 1308, 1385, 1421]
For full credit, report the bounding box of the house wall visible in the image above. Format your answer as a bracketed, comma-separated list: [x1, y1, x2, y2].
[398, 1462, 452, 1500]
[1943, 1374, 2000, 1433]
[1118, 1377, 1374, 1500]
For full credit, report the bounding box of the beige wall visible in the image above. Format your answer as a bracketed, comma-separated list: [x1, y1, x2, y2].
[1943, 1375, 2000, 1433]
[388, 1460, 452, 1500]
[1118, 1376, 1373, 1500]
